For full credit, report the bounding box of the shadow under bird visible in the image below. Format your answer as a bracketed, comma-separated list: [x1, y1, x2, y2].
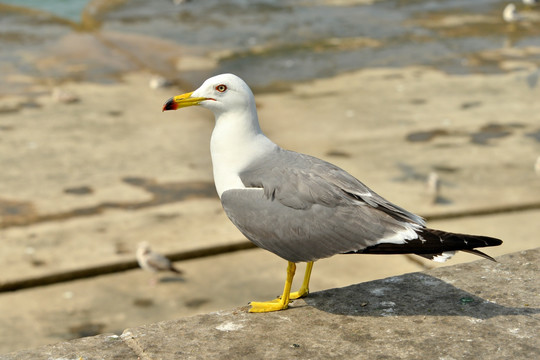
[162, 74, 502, 313]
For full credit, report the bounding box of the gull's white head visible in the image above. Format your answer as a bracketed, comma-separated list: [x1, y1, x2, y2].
[137, 241, 151, 256]
[162, 73, 256, 118]
[162, 74, 276, 198]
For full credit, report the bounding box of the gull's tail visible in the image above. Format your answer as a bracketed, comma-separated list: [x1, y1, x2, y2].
[354, 228, 503, 262]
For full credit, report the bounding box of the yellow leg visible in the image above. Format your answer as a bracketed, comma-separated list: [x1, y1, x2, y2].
[249, 261, 296, 313]
[290, 261, 313, 300]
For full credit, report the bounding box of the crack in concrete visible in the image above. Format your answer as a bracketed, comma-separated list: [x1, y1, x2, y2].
[0, 241, 256, 293]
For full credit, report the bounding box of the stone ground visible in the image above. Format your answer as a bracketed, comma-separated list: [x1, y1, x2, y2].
[0, 66, 539, 353]
[5, 248, 539, 359]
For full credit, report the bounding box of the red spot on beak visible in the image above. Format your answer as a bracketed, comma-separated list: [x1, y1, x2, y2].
[162, 97, 178, 112]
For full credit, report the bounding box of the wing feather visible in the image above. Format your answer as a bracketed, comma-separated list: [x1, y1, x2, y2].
[221, 150, 423, 262]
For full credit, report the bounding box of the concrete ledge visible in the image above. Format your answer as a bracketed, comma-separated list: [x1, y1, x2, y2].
[4, 248, 539, 360]
[3, 334, 137, 360]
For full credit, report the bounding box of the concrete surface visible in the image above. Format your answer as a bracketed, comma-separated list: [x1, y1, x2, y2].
[1, 66, 539, 354]
[4, 248, 538, 359]
[0, 208, 537, 353]
[2, 2, 540, 357]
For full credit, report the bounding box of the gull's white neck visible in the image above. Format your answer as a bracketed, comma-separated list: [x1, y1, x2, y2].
[210, 107, 277, 198]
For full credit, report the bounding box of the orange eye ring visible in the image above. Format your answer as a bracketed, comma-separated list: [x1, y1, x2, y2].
[216, 84, 227, 92]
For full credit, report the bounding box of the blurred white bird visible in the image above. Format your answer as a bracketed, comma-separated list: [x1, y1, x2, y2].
[149, 76, 172, 90]
[136, 242, 183, 276]
[503, 3, 522, 23]
[426, 171, 441, 204]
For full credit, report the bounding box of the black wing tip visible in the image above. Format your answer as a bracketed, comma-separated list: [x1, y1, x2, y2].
[350, 229, 502, 262]
[422, 228, 503, 247]
[462, 249, 498, 262]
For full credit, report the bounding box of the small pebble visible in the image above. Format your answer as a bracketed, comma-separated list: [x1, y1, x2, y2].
[52, 88, 80, 104]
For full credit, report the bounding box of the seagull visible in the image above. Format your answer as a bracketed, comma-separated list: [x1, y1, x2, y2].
[136, 242, 183, 278]
[162, 74, 502, 312]
[503, 3, 522, 23]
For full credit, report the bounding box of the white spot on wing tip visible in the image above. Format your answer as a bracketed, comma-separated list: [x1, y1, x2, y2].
[432, 251, 456, 263]
[377, 225, 419, 245]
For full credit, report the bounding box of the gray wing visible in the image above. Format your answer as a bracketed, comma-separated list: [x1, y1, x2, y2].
[221, 149, 425, 263]
[147, 252, 174, 271]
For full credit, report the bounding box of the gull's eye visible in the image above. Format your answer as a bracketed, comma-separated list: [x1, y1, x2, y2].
[215, 84, 227, 92]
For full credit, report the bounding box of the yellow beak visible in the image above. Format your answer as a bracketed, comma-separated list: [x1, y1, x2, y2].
[162, 91, 210, 112]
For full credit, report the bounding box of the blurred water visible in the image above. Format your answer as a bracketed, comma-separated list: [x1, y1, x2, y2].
[0, 0, 89, 21]
[1, 0, 540, 95]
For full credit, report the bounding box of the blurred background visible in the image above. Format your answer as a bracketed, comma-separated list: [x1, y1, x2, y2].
[1, 0, 539, 354]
